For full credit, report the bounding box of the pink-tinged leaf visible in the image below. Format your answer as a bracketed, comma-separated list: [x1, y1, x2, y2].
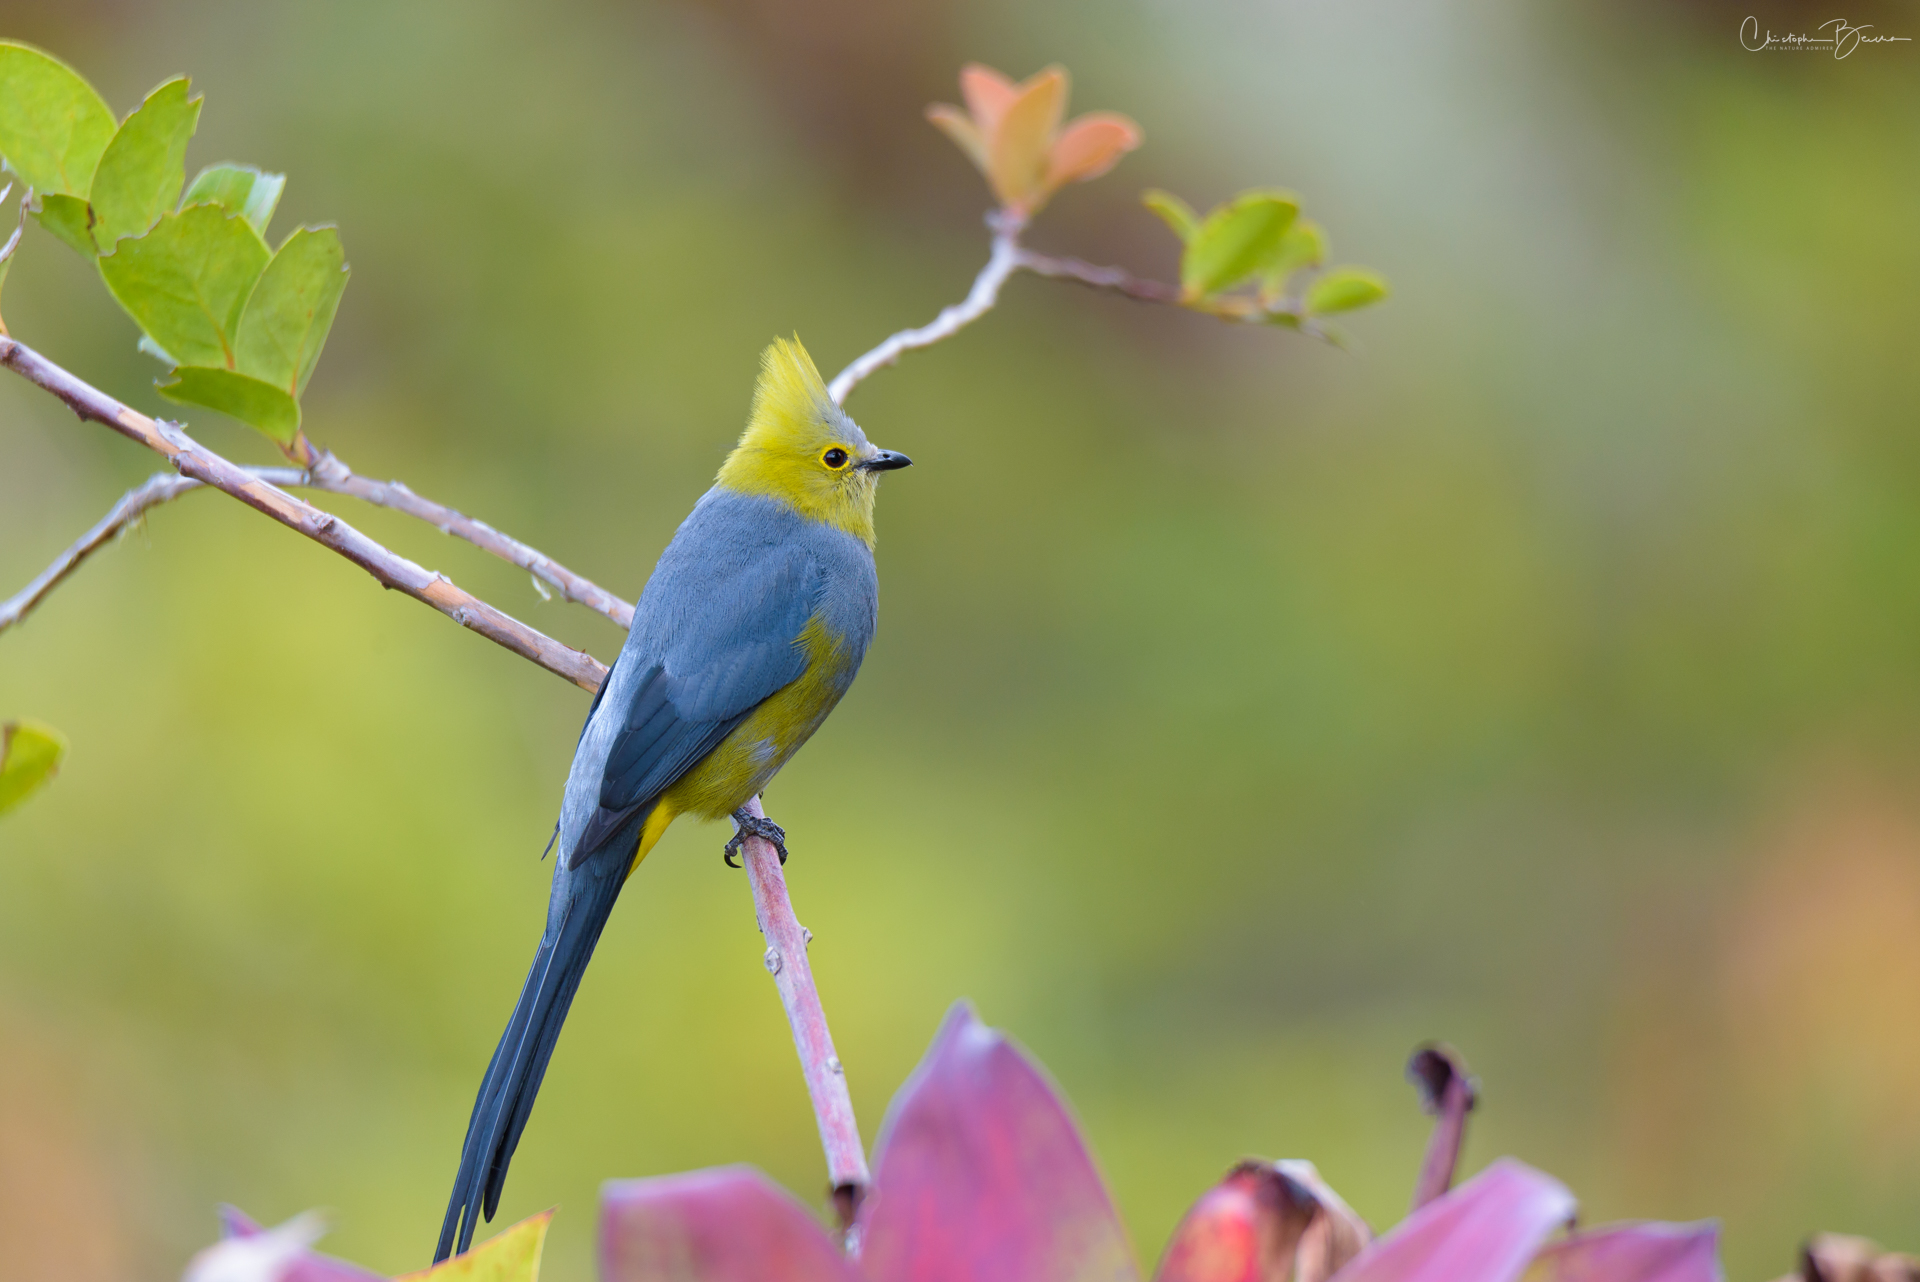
[958, 64, 1019, 138]
[1153, 1163, 1318, 1282]
[926, 104, 989, 174]
[1788, 1234, 1920, 1282]
[189, 1211, 386, 1282]
[987, 67, 1068, 213]
[601, 1166, 856, 1282]
[1533, 1223, 1722, 1282]
[1044, 112, 1141, 190]
[858, 1002, 1139, 1282]
[1327, 1160, 1574, 1282]
[1274, 1161, 1372, 1282]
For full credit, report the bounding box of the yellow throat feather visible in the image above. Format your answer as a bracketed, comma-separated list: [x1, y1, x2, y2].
[716, 338, 882, 546]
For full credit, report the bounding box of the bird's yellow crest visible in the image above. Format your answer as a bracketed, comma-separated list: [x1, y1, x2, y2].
[717, 338, 885, 546]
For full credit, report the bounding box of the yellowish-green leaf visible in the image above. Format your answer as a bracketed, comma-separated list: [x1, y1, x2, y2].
[91, 77, 201, 249]
[396, 1210, 553, 1282]
[34, 191, 97, 256]
[1141, 189, 1199, 243]
[157, 366, 300, 443]
[183, 163, 285, 237]
[1305, 266, 1389, 315]
[99, 204, 269, 367]
[926, 103, 989, 174]
[1259, 217, 1328, 298]
[1, 719, 68, 817]
[235, 226, 348, 396]
[0, 42, 114, 197]
[1182, 189, 1298, 299]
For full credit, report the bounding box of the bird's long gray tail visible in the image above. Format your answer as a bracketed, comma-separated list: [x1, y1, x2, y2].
[434, 831, 634, 1262]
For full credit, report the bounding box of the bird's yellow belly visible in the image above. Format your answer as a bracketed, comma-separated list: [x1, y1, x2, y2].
[631, 621, 854, 868]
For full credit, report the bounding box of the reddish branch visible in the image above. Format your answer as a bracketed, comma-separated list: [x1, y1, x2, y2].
[737, 795, 871, 1233]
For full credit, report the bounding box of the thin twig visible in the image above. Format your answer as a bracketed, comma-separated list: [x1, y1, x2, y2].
[827, 212, 1028, 405]
[1, 455, 634, 638]
[301, 451, 635, 627]
[0, 335, 609, 691]
[1011, 247, 1182, 304]
[0, 472, 199, 632]
[828, 213, 1316, 405]
[735, 795, 870, 1240]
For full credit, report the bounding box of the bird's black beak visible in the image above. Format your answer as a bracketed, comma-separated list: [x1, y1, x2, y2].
[859, 450, 913, 472]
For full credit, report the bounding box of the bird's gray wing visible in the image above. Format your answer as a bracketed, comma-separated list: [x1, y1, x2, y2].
[567, 543, 824, 864]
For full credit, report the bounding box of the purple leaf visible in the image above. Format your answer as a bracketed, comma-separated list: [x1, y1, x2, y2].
[1534, 1222, 1723, 1282]
[600, 1165, 857, 1282]
[858, 1002, 1139, 1282]
[1326, 1160, 1574, 1282]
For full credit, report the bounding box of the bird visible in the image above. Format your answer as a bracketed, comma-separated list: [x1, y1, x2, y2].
[434, 337, 912, 1261]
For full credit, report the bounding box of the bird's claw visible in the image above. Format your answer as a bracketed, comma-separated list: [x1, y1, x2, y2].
[724, 810, 788, 868]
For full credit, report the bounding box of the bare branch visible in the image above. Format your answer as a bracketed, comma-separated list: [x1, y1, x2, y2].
[1012, 247, 1182, 304]
[0, 335, 609, 691]
[828, 212, 1315, 405]
[828, 212, 1028, 405]
[735, 795, 870, 1237]
[1, 472, 200, 633]
[2, 452, 635, 641]
[299, 452, 636, 627]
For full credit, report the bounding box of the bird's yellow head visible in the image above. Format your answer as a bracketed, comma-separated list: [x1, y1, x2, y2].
[716, 338, 912, 547]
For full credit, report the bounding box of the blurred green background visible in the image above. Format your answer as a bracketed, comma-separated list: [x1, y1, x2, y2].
[3, 1, 1918, 1278]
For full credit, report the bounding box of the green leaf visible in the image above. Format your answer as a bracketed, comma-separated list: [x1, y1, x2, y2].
[183, 163, 285, 237]
[0, 42, 115, 197]
[1305, 266, 1389, 315]
[90, 77, 201, 249]
[1259, 217, 1328, 297]
[1141, 188, 1199, 242]
[1181, 189, 1298, 299]
[98, 203, 270, 367]
[395, 1210, 552, 1282]
[34, 191, 97, 256]
[0, 719, 68, 817]
[235, 226, 348, 396]
[157, 366, 300, 443]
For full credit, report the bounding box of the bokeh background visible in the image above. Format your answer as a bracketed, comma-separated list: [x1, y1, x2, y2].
[2, 0, 1918, 1278]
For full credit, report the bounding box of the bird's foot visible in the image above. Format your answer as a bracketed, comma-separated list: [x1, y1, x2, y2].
[724, 810, 788, 868]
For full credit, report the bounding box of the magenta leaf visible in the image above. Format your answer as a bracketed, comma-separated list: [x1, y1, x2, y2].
[858, 1002, 1139, 1282]
[1327, 1160, 1575, 1282]
[600, 1165, 858, 1282]
[1534, 1222, 1723, 1282]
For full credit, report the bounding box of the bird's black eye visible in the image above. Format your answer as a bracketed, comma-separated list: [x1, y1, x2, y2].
[822, 447, 849, 469]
